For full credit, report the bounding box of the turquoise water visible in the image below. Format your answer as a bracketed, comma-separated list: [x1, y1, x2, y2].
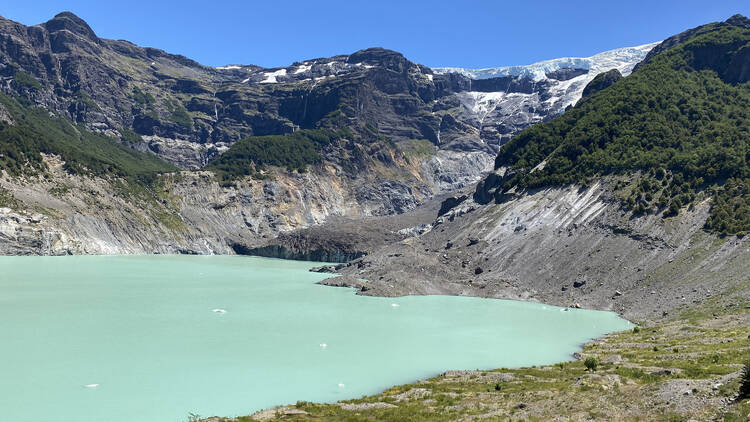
[0, 255, 631, 422]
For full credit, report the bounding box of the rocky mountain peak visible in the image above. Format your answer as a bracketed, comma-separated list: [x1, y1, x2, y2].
[725, 14, 750, 28]
[43, 11, 98, 41]
[347, 47, 411, 72]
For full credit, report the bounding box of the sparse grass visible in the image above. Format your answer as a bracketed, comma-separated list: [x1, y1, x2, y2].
[0, 186, 18, 208]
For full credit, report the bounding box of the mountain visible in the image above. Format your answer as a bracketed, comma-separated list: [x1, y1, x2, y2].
[432, 42, 657, 144]
[327, 15, 750, 322]
[0, 11, 653, 255]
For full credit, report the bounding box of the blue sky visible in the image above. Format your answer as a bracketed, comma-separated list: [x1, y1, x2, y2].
[2, 1, 748, 69]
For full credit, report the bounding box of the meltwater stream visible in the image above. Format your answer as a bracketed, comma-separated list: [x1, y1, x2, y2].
[0, 255, 631, 422]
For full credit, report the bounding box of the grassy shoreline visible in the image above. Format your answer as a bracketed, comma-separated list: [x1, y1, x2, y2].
[200, 309, 749, 421]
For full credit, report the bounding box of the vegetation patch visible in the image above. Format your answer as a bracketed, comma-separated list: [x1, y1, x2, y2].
[132, 86, 156, 107]
[206, 129, 342, 183]
[73, 90, 101, 111]
[165, 99, 192, 129]
[403, 139, 437, 160]
[0, 93, 175, 181]
[0, 186, 18, 208]
[12, 71, 44, 91]
[119, 127, 145, 147]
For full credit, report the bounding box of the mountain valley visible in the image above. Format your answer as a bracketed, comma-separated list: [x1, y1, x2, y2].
[0, 10, 749, 422]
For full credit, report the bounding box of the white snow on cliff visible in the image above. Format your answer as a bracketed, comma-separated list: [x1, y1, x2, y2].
[433, 43, 659, 81]
[436, 42, 659, 125]
[259, 68, 288, 84]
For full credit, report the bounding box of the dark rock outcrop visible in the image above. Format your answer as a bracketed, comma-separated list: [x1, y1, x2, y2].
[438, 195, 468, 217]
[581, 69, 622, 98]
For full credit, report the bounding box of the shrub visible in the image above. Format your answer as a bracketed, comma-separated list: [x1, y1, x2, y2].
[584, 357, 598, 371]
[13, 71, 44, 91]
[132, 86, 156, 106]
[165, 100, 192, 129]
[740, 359, 750, 400]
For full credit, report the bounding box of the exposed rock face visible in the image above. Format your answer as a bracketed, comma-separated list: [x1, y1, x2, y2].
[331, 180, 750, 320]
[581, 69, 622, 98]
[0, 157, 399, 255]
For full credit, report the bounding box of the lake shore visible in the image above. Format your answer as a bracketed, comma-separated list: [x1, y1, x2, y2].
[201, 310, 750, 422]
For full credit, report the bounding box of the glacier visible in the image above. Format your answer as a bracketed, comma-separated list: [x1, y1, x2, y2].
[432, 43, 659, 82]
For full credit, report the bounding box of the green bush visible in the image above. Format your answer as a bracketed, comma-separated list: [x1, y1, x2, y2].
[165, 100, 192, 129]
[120, 127, 144, 146]
[740, 359, 750, 400]
[73, 90, 100, 111]
[584, 357, 598, 371]
[13, 71, 44, 91]
[132, 86, 156, 106]
[0, 186, 17, 208]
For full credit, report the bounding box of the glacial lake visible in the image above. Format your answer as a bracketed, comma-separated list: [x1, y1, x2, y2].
[0, 255, 631, 422]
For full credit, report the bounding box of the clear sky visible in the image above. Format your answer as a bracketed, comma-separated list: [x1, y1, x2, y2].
[1, 1, 748, 69]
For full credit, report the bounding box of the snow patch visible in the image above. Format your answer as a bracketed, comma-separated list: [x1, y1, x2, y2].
[294, 64, 312, 74]
[259, 69, 287, 84]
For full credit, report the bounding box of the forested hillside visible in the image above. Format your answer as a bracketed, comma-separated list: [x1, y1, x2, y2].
[481, 15, 750, 235]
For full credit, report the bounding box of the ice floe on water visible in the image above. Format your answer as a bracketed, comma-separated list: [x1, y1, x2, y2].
[212, 309, 227, 314]
[338, 383, 345, 388]
[84, 384, 99, 388]
[319, 343, 327, 349]
[391, 303, 400, 308]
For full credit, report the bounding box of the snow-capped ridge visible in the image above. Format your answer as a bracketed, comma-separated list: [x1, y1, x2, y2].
[433, 42, 659, 81]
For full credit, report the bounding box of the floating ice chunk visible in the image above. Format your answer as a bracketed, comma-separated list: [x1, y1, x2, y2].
[338, 383, 345, 388]
[391, 303, 400, 308]
[319, 343, 327, 349]
[84, 384, 99, 388]
[212, 309, 227, 314]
